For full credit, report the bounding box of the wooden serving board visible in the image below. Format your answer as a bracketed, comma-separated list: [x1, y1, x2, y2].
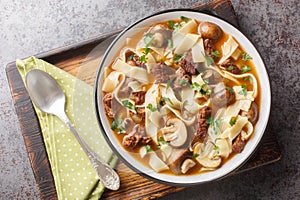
[5, 0, 281, 199]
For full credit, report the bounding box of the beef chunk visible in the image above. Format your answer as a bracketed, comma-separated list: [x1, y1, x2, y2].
[103, 93, 114, 118]
[122, 124, 151, 149]
[173, 67, 191, 90]
[131, 91, 146, 105]
[232, 133, 246, 153]
[220, 58, 242, 74]
[191, 106, 212, 146]
[204, 39, 215, 57]
[130, 107, 145, 123]
[179, 51, 203, 75]
[103, 93, 123, 119]
[151, 62, 175, 83]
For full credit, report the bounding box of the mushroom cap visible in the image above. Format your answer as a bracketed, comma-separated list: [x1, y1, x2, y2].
[161, 118, 188, 148]
[149, 24, 172, 48]
[198, 21, 223, 42]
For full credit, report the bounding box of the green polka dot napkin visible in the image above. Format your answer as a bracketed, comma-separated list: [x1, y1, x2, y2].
[16, 56, 118, 200]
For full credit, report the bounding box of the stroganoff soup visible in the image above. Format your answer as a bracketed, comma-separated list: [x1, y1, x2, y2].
[101, 16, 260, 175]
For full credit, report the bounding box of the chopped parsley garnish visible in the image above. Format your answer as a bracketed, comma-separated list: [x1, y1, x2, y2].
[192, 153, 199, 159]
[139, 47, 150, 63]
[159, 97, 174, 105]
[192, 82, 210, 95]
[146, 103, 158, 112]
[179, 79, 189, 86]
[243, 76, 254, 85]
[128, 54, 134, 61]
[167, 39, 173, 49]
[121, 100, 136, 112]
[158, 137, 169, 145]
[242, 52, 252, 60]
[228, 65, 234, 71]
[212, 50, 220, 57]
[206, 116, 214, 125]
[213, 145, 220, 152]
[145, 145, 153, 154]
[226, 86, 234, 94]
[238, 84, 248, 96]
[174, 54, 183, 63]
[138, 33, 153, 63]
[180, 16, 191, 22]
[229, 118, 237, 126]
[168, 20, 182, 30]
[111, 118, 125, 134]
[241, 65, 252, 73]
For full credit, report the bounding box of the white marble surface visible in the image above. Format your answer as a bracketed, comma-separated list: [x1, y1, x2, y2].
[0, 0, 299, 199]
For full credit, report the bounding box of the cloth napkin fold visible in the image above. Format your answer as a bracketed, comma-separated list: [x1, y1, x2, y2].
[16, 56, 118, 200]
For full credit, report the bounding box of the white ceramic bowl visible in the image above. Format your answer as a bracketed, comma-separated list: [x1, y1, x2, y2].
[94, 9, 271, 186]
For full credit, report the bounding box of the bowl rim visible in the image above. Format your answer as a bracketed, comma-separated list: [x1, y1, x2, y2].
[94, 8, 271, 186]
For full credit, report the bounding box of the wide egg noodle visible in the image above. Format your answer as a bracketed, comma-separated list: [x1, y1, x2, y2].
[215, 138, 231, 158]
[160, 84, 182, 109]
[144, 84, 160, 144]
[160, 104, 196, 126]
[220, 115, 249, 141]
[229, 72, 258, 98]
[102, 71, 124, 92]
[112, 58, 153, 84]
[172, 19, 198, 49]
[174, 33, 200, 54]
[191, 38, 206, 63]
[225, 99, 252, 118]
[218, 35, 239, 65]
[241, 121, 254, 140]
[127, 81, 144, 92]
[180, 86, 201, 115]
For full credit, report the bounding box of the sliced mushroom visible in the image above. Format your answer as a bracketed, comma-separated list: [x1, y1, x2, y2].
[161, 118, 188, 147]
[198, 22, 223, 42]
[193, 141, 222, 168]
[149, 24, 172, 48]
[181, 159, 196, 174]
[167, 149, 193, 174]
[241, 102, 258, 124]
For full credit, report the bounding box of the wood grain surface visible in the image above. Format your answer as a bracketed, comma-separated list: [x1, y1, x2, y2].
[5, 0, 281, 199]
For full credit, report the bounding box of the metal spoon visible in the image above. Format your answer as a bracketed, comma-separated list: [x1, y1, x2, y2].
[25, 69, 120, 190]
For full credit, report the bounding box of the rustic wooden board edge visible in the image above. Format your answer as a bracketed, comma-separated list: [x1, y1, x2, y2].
[5, 64, 58, 200]
[5, 0, 281, 199]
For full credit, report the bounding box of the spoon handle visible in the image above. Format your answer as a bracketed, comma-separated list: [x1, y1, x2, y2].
[57, 111, 120, 190]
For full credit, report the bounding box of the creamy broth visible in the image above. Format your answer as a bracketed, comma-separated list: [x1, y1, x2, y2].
[102, 16, 260, 176]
